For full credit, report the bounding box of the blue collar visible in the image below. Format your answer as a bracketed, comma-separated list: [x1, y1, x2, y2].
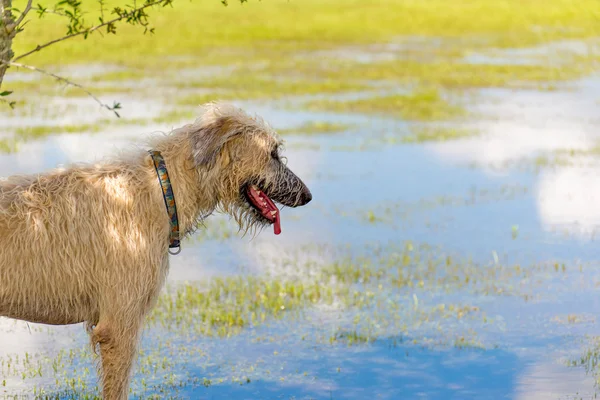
[149, 150, 181, 255]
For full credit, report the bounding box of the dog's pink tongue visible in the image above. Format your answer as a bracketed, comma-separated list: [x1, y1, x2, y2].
[273, 211, 281, 235]
[261, 192, 281, 235]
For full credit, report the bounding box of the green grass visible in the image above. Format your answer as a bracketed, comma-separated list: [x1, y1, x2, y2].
[151, 109, 198, 125]
[0, 124, 109, 154]
[306, 88, 466, 121]
[277, 121, 352, 135]
[176, 77, 368, 105]
[478, 142, 600, 171]
[329, 330, 375, 346]
[569, 336, 600, 385]
[453, 335, 486, 350]
[147, 239, 576, 339]
[355, 184, 530, 225]
[0, 118, 155, 152]
[10, 0, 600, 67]
[402, 126, 478, 143]
[3, 0, 600, 142]
[150, 275, 340, 337]
[308, 58, 596, 89]
[0, 138, 19, 153]
[14, 123, 105, 138]
[12, 117, 147, 138]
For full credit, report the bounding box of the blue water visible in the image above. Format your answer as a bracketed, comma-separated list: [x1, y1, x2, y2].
[2, 69, 600, 399]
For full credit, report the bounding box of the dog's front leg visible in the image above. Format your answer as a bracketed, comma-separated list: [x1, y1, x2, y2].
[91, 315, 144, 400]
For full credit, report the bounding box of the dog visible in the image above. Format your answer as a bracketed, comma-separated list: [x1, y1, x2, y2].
[0, 102, 312, 399]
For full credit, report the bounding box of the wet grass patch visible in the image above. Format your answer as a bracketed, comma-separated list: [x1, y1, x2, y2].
[150, 276, 341, 337]
[0, 74, 136, 99]
[453, 335, 486, 350]
[10, 118, 146, 138]
[3, 0, 599, 129]
[305, 88, 466, 121]
[0, 138, 20, 153]
[552, 314, 596, 325]
[313, 58, 597, 90]
[176, 77, 369, 106]
[401, 125, 478, 143]
[569, 336, 600, 386]
[149, 239, 579, 340]
[481, 143, 600, 172]
[277, 121, 352, 136]
[1, 117, 162, 153]
[14, 123, 105, 138]
[2, 239, 596, 397]
[151, 109, 198, 125]
[351, 184, 530, 225]
[329, 330, 375, 346]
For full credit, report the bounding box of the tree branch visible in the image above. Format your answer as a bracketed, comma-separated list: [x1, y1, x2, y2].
[13, 0, 167, 62]
[0, 0, 16, 90]
[13, 0, 32, 27]
[1, 61, 121, 117]
[33, 5, 69, 18]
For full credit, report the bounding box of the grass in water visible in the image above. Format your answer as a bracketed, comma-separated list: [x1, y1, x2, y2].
[277, 121, 352, 135]
[148, 240, 581, 338]
[3, 0, 600, 143]
[176, 77, 368, 105]
[569, 336, 600, 386]
[306, 88, 465, 121]
[14, 123, 105, 138]
[0, 240, 593, 397]
[401, 126, 478, 143]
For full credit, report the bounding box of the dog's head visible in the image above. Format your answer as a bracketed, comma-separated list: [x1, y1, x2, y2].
[189, 102, 312, 234]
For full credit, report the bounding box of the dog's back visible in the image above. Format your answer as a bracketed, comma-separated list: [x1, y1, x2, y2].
[0, 159, 168, 326]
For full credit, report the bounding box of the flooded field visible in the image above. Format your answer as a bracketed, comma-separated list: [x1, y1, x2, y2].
[2, 1, 600, 399]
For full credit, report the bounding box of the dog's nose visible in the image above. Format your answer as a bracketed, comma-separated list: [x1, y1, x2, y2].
[300, 189, 312, 205]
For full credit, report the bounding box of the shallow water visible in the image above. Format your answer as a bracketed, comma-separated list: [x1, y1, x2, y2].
[2, 52, 600, 399]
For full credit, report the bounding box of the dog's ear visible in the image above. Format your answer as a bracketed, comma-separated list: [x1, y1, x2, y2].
[190, 107, 243, 167]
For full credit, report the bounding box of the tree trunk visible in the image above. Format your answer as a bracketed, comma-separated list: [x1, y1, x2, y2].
[0, 0, 15, 89]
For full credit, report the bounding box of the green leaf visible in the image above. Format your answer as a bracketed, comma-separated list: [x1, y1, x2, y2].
[0, 91, 13, 97]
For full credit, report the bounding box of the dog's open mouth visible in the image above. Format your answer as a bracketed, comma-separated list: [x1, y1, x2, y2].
[245, 185, 281, 235]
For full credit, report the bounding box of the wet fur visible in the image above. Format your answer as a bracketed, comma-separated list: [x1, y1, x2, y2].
[0, 102, 311, 399]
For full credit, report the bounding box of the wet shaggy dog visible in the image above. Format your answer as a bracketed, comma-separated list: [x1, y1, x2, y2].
[0, 102, 312, 399]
